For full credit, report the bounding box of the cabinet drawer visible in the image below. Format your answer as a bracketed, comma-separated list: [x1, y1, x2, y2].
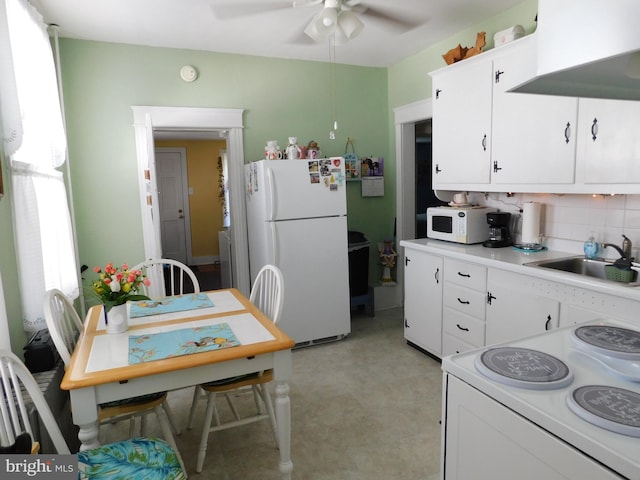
[444, 308, 486, 347]
[442, 332, 476, 357]
[444, 283, 486, 318]
[445, 259, 487, 291]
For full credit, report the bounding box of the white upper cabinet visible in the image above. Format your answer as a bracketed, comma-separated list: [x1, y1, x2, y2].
[576, 98, 640, 184]
[431, 59, 493, 186]
[431, 33, 640, 194]
[491, 37, 578, 185]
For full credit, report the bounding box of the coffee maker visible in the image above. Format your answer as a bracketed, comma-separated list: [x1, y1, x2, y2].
[482, 212, 513, 248]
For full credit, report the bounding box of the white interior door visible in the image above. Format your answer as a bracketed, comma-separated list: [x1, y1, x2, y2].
[155, 148, 191, 264]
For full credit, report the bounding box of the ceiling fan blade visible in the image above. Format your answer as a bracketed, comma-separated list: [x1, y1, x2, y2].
[211, 1, 294, 20]
[357, 5, 426, 32]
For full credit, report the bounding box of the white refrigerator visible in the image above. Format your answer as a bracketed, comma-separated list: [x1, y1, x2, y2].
[244, 158, 351, 345]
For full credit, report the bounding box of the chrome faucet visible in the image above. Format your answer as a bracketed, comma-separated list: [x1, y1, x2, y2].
[603, 234, 633, 259]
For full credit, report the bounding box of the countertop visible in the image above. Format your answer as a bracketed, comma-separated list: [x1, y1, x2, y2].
[400, 238, 640, 303]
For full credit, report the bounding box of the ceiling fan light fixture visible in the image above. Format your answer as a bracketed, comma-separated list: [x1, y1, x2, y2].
[320, 7, 338, 27]
[337, 10, 364, 40]
[304, 13, 332, 42]
[332, 28, 348, 46]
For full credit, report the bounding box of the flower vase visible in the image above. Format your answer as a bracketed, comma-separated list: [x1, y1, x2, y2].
[105, 303, 128, 334]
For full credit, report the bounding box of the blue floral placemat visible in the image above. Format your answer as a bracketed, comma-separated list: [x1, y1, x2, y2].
[129, 293, 214, 318]
[128, 323, 240, 364]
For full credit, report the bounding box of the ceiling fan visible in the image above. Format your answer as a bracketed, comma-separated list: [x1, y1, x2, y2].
[211, 0, 422, 45]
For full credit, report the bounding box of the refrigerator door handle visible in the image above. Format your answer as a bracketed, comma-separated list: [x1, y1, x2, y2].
[270, 221, 279, 267]
[266, 167, 276, 221]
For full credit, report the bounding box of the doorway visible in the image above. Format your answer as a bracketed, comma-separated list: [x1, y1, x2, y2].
[415, 119, 446, 238]
[131, 106, 251, 296]
[393, 99, 431, 300]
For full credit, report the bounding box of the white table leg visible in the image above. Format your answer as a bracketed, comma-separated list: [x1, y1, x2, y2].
[275, 380, 293, 479]
[77, 421, 101, 451]
[70, 387, 101, 451]
[274, 349, 293, 479]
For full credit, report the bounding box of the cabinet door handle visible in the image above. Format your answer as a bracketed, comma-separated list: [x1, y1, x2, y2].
[495, 70, 504, 83]
[435, 88, 442, 99]
[591, 118, 598, 141]
[435, 164, 442, 174]
[487, 292, 496, 305]
[457, 272, 471, 278]
[481, 134, 487, 151]
[435, 267, 440, 284]
[405, 318, 409, 328]
[457, 298, 470, 305]
[545, 315, 552, 331]
[564, 122, 571, 144]
[456, 324, 470, 332]
[405, 256, 411, 266]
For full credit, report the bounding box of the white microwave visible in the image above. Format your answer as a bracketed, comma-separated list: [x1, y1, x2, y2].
[426, 206, 494, 244]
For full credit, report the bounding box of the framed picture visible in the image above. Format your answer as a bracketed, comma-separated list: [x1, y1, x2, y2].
[361, 157, 384, 177]
[344, 154, 360, 181]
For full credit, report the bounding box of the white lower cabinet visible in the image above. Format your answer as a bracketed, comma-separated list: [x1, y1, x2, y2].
[403, 248, 443, 356]
[443, 375, 623, 479]
[485, 269, 559, 346]
[402, 240, 640, 358]
[559, 304, 608, 328]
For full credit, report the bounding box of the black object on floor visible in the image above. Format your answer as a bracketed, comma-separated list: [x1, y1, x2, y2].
[190, 265, 222, 292]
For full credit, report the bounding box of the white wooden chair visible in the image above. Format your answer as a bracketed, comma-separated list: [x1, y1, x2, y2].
[131, 258, 200, 299]
[0, 349, 186, 479]
[43, 289, 182, 461]
[187, 264, 284, 473]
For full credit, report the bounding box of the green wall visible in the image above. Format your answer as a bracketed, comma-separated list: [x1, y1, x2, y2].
[0, 0, 538, 354]
[58, 40, 391, 291]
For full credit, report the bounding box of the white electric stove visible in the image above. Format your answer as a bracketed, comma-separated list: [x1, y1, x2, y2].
[441, 318, 640, 479]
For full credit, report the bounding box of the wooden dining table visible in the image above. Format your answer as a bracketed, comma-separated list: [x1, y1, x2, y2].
[60, 288, 295, 478]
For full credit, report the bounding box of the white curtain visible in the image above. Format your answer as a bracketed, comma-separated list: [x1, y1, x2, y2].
[0, 0, 78, 333]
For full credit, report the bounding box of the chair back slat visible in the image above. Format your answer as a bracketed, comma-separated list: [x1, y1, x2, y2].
[0, 350, 70, 453]
[249, 265, 284, 324]
[131, 259, 200, 299]
[0, 360, 24, 445]
[43, 289, 83, 366]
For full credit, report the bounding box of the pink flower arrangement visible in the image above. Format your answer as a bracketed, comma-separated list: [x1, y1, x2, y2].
[92, 262, 151, 305]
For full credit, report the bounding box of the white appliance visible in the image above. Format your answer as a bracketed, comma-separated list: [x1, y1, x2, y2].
[244, 158, 350, 345]
[426, 206, 494, 244]
[442, 318, 640, 479]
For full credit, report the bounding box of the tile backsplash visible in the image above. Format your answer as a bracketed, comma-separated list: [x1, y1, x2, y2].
[470, 192, 640, 259]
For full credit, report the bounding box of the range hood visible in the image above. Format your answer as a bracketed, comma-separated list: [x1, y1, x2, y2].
[511, 0, 640, 100]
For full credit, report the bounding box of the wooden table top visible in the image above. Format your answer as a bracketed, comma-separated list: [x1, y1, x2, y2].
[60, 289, 294, 391]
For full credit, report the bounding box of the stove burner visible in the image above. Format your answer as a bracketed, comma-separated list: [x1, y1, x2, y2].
[567, 385, 640, 437]
[475, 347, 573, 390]
[572, 325, 640, 361]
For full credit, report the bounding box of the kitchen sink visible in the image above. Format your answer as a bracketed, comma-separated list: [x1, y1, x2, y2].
[525, 256, 640, 286]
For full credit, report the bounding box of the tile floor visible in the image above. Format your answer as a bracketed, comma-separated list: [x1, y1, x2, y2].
[100, 307, 444, 479]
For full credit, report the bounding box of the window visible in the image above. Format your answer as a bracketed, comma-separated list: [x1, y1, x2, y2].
[0, 0, 78, 333]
